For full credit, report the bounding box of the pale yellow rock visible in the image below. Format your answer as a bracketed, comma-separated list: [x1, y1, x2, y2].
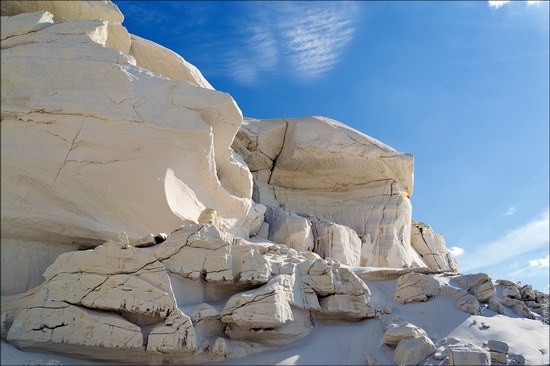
[393, 335, 435, 365]
[410, 221, 458, 272]
[394, 272, 440, 304]
[1, 14, 252, 294]
[234, 116, 429, 270]
[7, 302, 144, 351]
[384, 322, 428, 347]
[129, 33, 213, 89]
[447, 343, 491, 365]
[455, 294, 481, 315]
[147, 309, 198, 353]
[0, 0, 130, 52]
[311, 217, 362, 266]
[265, 207, 314, 252]
[0, 11, 53, 40]
[451, 273, 496, 303]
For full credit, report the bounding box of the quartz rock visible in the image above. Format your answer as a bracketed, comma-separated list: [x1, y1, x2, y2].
[487, 339, 509, 354]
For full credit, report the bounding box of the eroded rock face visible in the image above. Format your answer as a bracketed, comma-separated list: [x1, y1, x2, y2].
[410, 221, 458, 272]
[0, 12, 253, 294]
[394, 272, 440, 304]
[1, 0, 130, 52]
[447, 343, 491, 366]
[232, 116, 430, 270]
[393, 335, 435, 366]
[384, 322, 428, 347]
[451, 273, 496, 303]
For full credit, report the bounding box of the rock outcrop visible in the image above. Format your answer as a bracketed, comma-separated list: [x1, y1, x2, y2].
[0, 9, 253, 294]
[1, 2, 548, 366]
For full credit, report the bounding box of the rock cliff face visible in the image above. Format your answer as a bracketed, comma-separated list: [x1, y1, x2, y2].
[1, 2, 548, 365]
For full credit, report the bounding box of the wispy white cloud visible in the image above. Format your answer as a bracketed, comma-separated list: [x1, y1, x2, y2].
[224, 25, 279, 85]
[461, 208, 550, 272]
[505, 206, 517, 216]
[220, 2, 358, 85]
[449, 246, 465, 257]
[488, 1, 511, 9]
[279, 3, 357, 78]
[489, 0, 548, 9]
[529, 254, 550, 267]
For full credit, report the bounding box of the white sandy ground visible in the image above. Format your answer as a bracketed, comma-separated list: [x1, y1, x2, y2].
[2, 275, 548, 365]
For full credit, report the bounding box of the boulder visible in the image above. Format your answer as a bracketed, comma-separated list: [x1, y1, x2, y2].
[393, 335, 435, 365]
[447, 344, 491, 366]
[264, 207, 314, 252]
[455, 294, 481, 315]
[220, 275, 312, 346]
[487, 339, 509, 354]
[451, 273, 496, 303]
[384, 322, 428, 347]
[394, 272, 440, 304]
[311, 217, 362, 266]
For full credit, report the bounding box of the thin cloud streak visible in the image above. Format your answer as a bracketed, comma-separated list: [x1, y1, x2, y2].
[280, 3, 357, 78]
[461, 208, 550, 272]
[220, 2, 358, 85]
[488, 1, 510, 9]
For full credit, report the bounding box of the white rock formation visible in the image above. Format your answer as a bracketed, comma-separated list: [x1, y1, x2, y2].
[1, 2, 549, 365]
[1, 0, 130, 52]
[393, 335, 435, 365]
[447, 343, 491, 366]
[451, 273, 496, 303]
[410, 221, 458, 272]
[1, 11, 254, 294]
[394, 272, 440, 304]
[384, 322, 428, 347]
[232, 116, 430, 269]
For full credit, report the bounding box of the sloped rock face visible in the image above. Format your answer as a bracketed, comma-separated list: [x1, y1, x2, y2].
[233, 116, 424, 269]
[1, 0, 130, 52]
[0, 11, 253, 294]
[410, 221, 458, 272]
[232, 117, 459, 271]
[1, 223, 375, 362]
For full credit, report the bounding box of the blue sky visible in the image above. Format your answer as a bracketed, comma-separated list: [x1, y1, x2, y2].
[116, 1, 549, 291]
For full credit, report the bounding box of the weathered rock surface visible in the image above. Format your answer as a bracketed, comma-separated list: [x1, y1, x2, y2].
[447, 343, 491, 365]
[394, 272, 440, 304]
[128, 34, 213, 89]
[233, 116, 430, 270]
[264, 207, 314, 252]
[1, 12, 253, 294]
[1, 0, 130, 52]
[410, 221, 458, 272]
[393, 335, 435, 366]
[451, 273, 496, 303]
[384, 322, 428, 347]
